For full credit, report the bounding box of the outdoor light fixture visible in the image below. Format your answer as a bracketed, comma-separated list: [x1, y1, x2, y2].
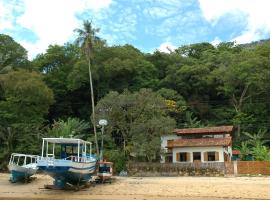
[98, 119, 108, 126]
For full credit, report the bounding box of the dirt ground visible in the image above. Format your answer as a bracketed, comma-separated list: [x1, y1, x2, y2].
[1, 173, 270, 200]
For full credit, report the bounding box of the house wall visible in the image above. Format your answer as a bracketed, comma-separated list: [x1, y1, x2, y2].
[172, 146, 225, 163]
[160, 135, 180, 163]
[161, 135, 180, 149]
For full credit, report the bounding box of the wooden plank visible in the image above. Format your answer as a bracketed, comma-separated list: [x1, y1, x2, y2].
[204, 152, 208, 161]
[215, 152, 219, 161]
[176, 153, 180, 161]
[186, 152, 190, 162]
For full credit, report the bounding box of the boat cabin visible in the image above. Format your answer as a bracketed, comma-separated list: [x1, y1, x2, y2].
[40, 138, 93, 163]
[8, 153, 38, 183]
[97, 161, 113, 174]
[9, 153, 38, 167]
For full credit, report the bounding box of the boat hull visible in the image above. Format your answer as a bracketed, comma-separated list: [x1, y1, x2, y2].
[97, 172, 112, 182]
[38, 160, 96, 185]
[8, 164, 37, 183]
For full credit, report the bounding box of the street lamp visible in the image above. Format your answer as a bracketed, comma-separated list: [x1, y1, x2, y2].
[98, 119, 108, 161]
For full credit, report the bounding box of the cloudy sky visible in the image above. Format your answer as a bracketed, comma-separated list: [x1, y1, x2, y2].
[1, 0, 270, 59]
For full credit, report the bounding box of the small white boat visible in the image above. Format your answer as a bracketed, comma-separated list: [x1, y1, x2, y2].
[8, 153, 38, 183]
[37, 137, 96, 188]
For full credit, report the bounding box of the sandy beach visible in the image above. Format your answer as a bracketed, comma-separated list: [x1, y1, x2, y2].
[1, 173, 270, 200]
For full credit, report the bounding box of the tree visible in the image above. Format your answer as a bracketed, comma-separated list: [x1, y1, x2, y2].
[74, 20, 103, 156]
[32, 44, 80, 121]
[176, 42, 215, 59]
[0, 127, 15, 169]
[251, 143, 270, 161]
[0, 69, 54, 125]
[238, 141, 251, 161]
[95, 89, 176, 162]
[238, 129, 270, 161]
[101, 53, 158, 92]
[48, 118, 90, 138]
[243, 129, 270, 147]
[0, 69, 54, 169]
[212, 50, 270, 138]
[184, 111, 203, 128]
[0, 34, 28, 72]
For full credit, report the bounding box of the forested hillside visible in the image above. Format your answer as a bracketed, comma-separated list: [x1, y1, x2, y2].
[1, 24, 270, 170]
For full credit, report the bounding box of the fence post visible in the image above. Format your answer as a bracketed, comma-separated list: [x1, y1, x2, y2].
[233, 161, 238, 176]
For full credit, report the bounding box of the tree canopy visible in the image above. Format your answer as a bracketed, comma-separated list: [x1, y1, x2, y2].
[2, 28, 270, 169]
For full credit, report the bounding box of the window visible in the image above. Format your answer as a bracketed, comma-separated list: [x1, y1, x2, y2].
[176, 152, 190, 162]
[204, 151, 219, 161]
[180, 153, 187, 161]
[207, 152, 216, 161]
[193, 152, 201, 161]
[26, 157, 32, 165]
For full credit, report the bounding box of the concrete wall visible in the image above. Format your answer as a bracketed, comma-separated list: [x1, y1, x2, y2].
[161, 135, 179, 149]
[160, 135, 179, 163]
[173, 146, 225, 163]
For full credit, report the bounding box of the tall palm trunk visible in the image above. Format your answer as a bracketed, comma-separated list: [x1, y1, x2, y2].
[87, 55, 99, 156]
[232, 84, 249, 139]
[74, 20, 101, 157]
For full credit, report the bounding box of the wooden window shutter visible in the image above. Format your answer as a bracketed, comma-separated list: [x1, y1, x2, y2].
[215, 152, 219, 161]
[186, 152, 190, 161]
[204, 152, 208, 161]
[176, 153, 180, 161]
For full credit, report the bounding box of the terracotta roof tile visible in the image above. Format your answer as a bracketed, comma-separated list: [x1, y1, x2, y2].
[232, 150, 241, 155]
[173, 126, 233, 135]
[167, 137, 232, 148]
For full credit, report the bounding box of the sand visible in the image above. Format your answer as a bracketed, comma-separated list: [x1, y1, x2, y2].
[1, 173, 270, 200]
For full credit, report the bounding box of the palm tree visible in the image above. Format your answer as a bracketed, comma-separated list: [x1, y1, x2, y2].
[74, 20, 100, 156]
[48, 118, 90, 138]
[184, 111, 202, 128]
[243, 129, 270, 147]
[238, 141, 251, 161]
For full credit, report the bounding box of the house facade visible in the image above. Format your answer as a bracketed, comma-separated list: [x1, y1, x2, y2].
[161, 126, 233, 163]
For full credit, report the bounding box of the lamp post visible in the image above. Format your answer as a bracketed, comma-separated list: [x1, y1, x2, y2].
[98, 119, 108, 161]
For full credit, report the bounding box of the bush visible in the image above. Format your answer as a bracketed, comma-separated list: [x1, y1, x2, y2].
[104, 149, 127, 174]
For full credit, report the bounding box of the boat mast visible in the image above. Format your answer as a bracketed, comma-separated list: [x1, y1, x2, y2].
[41, 139, 44, 158]
[77, 140, 80, 160]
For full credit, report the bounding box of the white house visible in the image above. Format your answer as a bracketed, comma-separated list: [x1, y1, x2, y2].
[161, 126, 233, 163]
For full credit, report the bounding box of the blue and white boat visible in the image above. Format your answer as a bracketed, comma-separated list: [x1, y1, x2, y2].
[8, 153, 38, 183]
[37, 137, 96, 188]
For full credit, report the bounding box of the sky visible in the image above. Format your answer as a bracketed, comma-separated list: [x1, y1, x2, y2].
[1, 0, 270, 59]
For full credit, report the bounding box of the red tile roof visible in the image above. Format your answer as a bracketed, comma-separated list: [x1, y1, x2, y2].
[167, 137, 232, 148]
[173, 126, 233, 135]
[232, 150, 241, 155]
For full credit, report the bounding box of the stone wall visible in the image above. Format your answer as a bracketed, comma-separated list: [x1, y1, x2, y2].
[127, 162, 225, 177]
[127, 161, 270, 177]
[224, 161, 234, 175]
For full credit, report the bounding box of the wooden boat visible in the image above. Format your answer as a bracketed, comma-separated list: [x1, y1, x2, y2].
[37, 137, 96, 188]
[96, 161, 113, 183]
[8, 153, 38, 183]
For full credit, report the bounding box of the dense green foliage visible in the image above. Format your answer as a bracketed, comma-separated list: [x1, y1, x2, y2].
[95, 89, 175, 162]
[1, 26, 270, 170]
[238, 130, 270, 161]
